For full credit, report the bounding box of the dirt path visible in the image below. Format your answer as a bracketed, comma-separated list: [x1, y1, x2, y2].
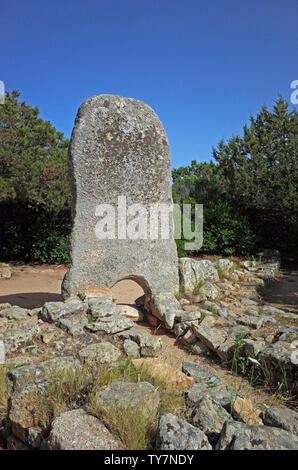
[0, 263, 143, 308]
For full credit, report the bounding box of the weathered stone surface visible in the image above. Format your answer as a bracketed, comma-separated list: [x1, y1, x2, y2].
[276, 327, 298, 343]
[243, 338, 266, 357]
[0, 302, 11, 311]
[0, 306, 29, 320]
[173, 321, 190, 337]
[89, 299, 121, 319]
[7, 356, 81, 391]
[80, 287, 115, 300]
[259, 341, 297, 393]
[188, 341, 209, 356]
[132, 358, 194, 390]
[262, 305, 285, 315]
[78, 341, 121, 364]
[62, 95, 180, 329]
[97, 381, 159, 414]
[238, 315, 263, 330]
[191, 396, 231, 445]
[118, 304, 143, 322]
[198, 282, 219, 300]
[115, 327, 162, 357]
[41, 300, 88, 322]
[8, 380, 48, 444]
[182, 362, 222, 386]
[58, 316, 88, 336]
[145, 292, 181, 329]
[178, 329, 198, 347]
[192, 324, 227, 352]
[156, 412, 212, 450]
[217, 259, 234, 271]
[2, 325, 39, 353]
[175, 310, 201, 322]
[216, 421, 298, 450]
[1, 266, 12, 279]
[123, 339, 140, 358]
[231, 397, 263, 425]
[85, 315, 134, 334]
[48, 409, 121, 450]
[241, 298, 262, 306]
[217, 337, 237, 361]
[231, 324, 251, 338]
[264, 407, 298, 436]
[178, 258, 219, 294]
[186, 383, 240, 410]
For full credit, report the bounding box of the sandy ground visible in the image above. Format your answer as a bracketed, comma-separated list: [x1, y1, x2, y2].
[0, 264, 143, 308]
[0, 263, 297, 410]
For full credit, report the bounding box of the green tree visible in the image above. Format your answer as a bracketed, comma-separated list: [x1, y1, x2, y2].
[0, 90, 71, 262]
[173, 96, 298, 257]
[213, 96, 298, 253]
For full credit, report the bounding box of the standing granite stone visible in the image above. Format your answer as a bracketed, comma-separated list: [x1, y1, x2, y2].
[62, 95, 180, 328]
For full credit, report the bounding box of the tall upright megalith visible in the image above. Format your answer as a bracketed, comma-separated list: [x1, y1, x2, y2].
[62, 95, 181, 328]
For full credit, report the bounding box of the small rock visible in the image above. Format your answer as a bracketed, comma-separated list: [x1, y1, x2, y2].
[78, 342, 121, 364]
[0, 306, 29, 320]
[198, 282, 219, 300]
[58, 316, 88, 336]
[191, 395, 231, 445]
[97, 381, 159, 415]
[85, 315, 134, 334]
[89, 300, 121, 319]
[178, 258, 219, 295]
[0, 302, 11, 311]
[115, 328, 162, 357]
[264, 407, 298, 436]
[2, 325, 39, 353]
[243, 338, 265, 357]
[238, 315, 263, 330]
[241, 298, 262, 306]
[178, 329, 198, 346]
[175, 310, 201, 322]
[156, 412, 212, 450]
[119, 304, 143, 322]
[8, 380, 48, 444]
[217, 337, 237, 361]
[41, 332, 55, 344]
[216, 421, 298, 450]
[48, 409, 121, 450]
[7, 356, 81, 391]
[182, 362, 222, 386]
[231, 397, 263, 425]
[192, 324, 227, 352]
[41, 300, 88, 322]
[1, 266, 12, 279]
[123, 339, 140, 358]
[218, 308, 228, 318]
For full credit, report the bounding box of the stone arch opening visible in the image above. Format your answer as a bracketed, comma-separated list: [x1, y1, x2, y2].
[111, 278, 145, 305]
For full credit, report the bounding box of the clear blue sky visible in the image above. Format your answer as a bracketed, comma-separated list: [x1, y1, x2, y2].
[1, 0, 297, 168]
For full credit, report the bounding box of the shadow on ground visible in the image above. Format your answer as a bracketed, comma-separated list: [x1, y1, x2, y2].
[261, 270, 298, 313]
[0, 292, 63, 309]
